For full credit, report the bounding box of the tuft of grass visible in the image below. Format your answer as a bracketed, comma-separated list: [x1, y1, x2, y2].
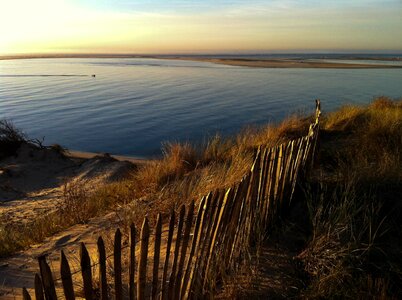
[49, 143, 69, 157]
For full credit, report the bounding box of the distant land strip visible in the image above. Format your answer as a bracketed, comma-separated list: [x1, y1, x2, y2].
[1, 54, 402, 69]
[0, 74, 90, 77]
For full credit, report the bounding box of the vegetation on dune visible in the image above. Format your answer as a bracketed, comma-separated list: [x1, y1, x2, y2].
[1, 97, 401, 299]
[299, 96, 402, 299]
[0, 112, 312, 257]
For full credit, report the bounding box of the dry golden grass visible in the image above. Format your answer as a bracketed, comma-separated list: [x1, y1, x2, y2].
[0, 112, 311, 257]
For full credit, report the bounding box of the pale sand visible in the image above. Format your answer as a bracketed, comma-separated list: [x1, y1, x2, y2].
[181, 57, 402, 68]
[0, 145, 148, 225]
[67, 149, 149, 165]
[0, 145, 151, 298]
[1, 54, 401, 69]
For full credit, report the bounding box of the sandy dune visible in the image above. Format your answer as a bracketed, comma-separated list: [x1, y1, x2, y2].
[0, 144, 144, 226]
[0, 144, 148, 298]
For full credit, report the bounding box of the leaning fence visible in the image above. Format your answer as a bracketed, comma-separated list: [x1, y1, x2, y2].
[23, 100, 321, 300]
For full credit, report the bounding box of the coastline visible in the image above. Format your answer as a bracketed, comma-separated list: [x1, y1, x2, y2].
[175, 57, 402, 68]
[67, 149, 149, 165]
[1, 54, 402, 69]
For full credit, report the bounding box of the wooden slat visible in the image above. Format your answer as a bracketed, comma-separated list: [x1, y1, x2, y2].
[289, 138, 304, 200]
[274, 144, 284, 202]
[288, 139, 298, 185]
[203, 187, 233, 290]
[34, 273, 45, 300]
[194, 191, 221, 282]
[161, 209, 175, 300]
[198, 190, 224, 294]
[221, 181, 244, 266]
[137, 217, 150, 300]
[38, 255, 57, 300]
[97, 237, 108, 300]
[168, 205, 186, 300]
[256, 146, 266, 209]
[114, 228, 123, 300]
[277, 143, 289, 208]
[261, 148, 272, 226]
[267, 147, 277, 224]
[257, 147, 269, 213]
[60, 250, 75, 300]
[281, 141, 295, 206]
[268, 146, 280, 219]
[290, 138, 302, 182]
[295, 137, 306, 172]
[242, 149, 261, 244]
[151, 213, 162, 300]
[80, 242, 93, 300]
[180, 196, 206, 299]
[248, 148, 262, 237]
[185, 193, 212, 299]
[129, 223, 136, 300]
[229, 173, 250, 263]
[174, 200, 195, 299]
[302, 136, 310, 166]
[22, 287, 31, 300]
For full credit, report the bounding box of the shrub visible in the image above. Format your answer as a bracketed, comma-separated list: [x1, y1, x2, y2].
[0, 120, 27, 158]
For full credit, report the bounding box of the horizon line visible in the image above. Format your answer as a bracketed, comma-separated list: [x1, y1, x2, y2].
[2, 51, 402, 57]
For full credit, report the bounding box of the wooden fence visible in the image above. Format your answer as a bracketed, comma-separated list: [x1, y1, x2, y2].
[23, 101, 321, 300]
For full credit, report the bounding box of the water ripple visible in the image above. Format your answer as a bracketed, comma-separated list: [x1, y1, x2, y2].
[1, 58, 402, 156]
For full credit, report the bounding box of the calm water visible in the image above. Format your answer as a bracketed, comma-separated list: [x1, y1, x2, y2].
[1, 58, 402, 157]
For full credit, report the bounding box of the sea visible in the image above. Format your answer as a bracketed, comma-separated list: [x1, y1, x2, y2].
[1, 55, 402, 157]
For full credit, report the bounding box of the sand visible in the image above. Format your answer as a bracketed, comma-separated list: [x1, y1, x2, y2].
[0, 145, 149, 298]
[181, 57, 402, 68]
[0, 145, 147, 226]
[1, 54, 401, 69]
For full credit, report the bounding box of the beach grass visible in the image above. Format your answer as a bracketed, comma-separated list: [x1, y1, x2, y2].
[298, 96, 402, 298]
[0, 111, 311, 257]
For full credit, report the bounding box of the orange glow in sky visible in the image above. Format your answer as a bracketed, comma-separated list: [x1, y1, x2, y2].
[1, 0, 402, 54]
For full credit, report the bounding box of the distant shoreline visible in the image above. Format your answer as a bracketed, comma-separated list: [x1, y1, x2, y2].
[67, 149, 149, 165]
[1, 54, 402, 69]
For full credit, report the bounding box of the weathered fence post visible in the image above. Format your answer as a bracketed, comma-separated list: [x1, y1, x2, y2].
[137, 217, 150, 300]
[22, 287, 31, 300]
[185, 193, 212, 299]
[97, 237, 108, 300]
[80, 242, 93, 300]
[129, 223, 136, 300]
[114, 228, 123, 300]
[180, 196, 206, 299]
[161, 209, 175, 300]
[34, 273, 45, 300]
[38, 255, 57, 300]
[168, 205, 186, 299]
[152, 213, 162, 300]
[174, 200, 194, 299]
[60, 250, 75, 300]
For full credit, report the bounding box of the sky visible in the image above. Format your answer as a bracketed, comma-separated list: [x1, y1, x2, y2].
[1, 0, 402, 54]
